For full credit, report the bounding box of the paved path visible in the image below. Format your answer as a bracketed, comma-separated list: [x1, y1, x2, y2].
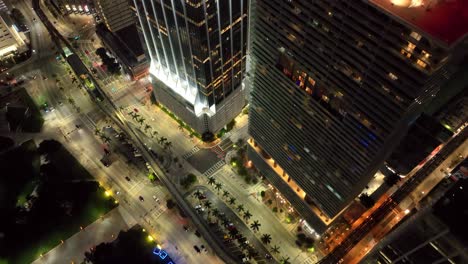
[32, 207, 133, 264]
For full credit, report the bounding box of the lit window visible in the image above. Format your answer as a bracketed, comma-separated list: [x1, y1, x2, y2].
[388, 72, 398, 81]
[416, 59, 427, 68]
[421, 50, 431, 58]
[410, 31, 422, 41]
[382, 85, 390, 93]
[407, 42, 416, 51]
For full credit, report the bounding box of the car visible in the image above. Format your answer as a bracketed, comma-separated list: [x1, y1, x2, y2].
[193, 245, 201, 253]
[125, 176, 131, 181]
[139, 196, 144, 201]
[195, 230, 201, 237]
[194, 205, 204, 211]
[198, 194, 207, 200]
[183, 225, 189, 231]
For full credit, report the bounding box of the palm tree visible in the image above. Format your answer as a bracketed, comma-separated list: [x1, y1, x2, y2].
[212, 208, 220, 219]
[250, 220, 261, 232]
[103, 135, 111, 143]
[236, 204, 244, 213]
[271, 245, 280, 254]
[158, 137, 167, 145]
[214, 183, 222, 194]
[127, 111, 133, 116]
[67, 97, 75, 105]
[222, 190, 230, 198]
[208, 177, 216, 186]
[243, 210, 252, 222]
[152, 131, 159, 138]
[203, 200, 212, 211]
[119, 106, 125, 111]
[178, 124, 184, 130]
[228, 197, 236, 205]
[261, 234, 272, 245]
[193, 189, 202, 199]
[94, 128, 102, 136]
[144, 124, 151, 132]
[164, 141, 173, 151]
[280, 256, 291, 264]
[137, 117, 145, 126]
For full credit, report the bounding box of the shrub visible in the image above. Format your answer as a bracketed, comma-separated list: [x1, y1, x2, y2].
[272, 207, 278, 213]
[260, 191, 266, 198]
[267, 199, 273, 205]
[166, 199, 176, 209]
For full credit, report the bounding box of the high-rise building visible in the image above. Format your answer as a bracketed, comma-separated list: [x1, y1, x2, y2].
[247, 0, 468, 233]
[132, 0, 248, 135]
[94, 0, 135, 32]
[0, 13, 27, 58]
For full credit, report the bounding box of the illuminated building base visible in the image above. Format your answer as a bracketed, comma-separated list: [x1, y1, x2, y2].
[150, 75, 245, 134]
[247, 139, 332, 234]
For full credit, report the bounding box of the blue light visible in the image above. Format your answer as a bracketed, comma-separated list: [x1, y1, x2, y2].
[153, 247, 161, 255]
[360, 139, 369, 148]
[368, 133, 376, 141]
[159, 250, 168, 259]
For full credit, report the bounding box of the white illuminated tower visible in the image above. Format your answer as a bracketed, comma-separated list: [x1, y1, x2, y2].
[132, 0, 249, 135]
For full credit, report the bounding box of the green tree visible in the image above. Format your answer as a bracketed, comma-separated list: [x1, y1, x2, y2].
[164, 141, 173, 151]
[271, 245, 280, 254]
[236, 204, 244, 213]
[280, 256, 291, 264]
[166, 199, 176, 209]
[261, 234, 272, 244]
[243, 210, 252, 222]
[193, 189, 202, 199]
[203, 200, 212, 211]
[222, 190, 230, 198]
[208, 177, 216, 185]
[250, 220, 261, 232]
[214, 182, 222, 194]
[144, 124, 151, 132]
[228, 197, 236, 205]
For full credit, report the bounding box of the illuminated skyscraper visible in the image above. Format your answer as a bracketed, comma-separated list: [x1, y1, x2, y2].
[247, 0, 468, 233]
[133, 0, 249, 135]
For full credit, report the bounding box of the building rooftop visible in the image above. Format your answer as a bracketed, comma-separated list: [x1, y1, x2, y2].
[370, 0, 468, 45]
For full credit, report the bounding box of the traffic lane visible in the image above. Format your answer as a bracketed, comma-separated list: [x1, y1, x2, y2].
[190, 186, 273, 263]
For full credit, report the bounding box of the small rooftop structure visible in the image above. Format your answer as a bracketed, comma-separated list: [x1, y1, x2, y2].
[370, 0, 468, 45]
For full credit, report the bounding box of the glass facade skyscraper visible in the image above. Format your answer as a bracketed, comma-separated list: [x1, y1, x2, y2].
[247, 0, 468, 233]
[133, 0, 249, 134]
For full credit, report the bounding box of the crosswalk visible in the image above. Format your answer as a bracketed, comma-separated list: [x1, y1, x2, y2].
[182, 146, 200, 159]
[203, 160, 226, 177]
[211, 145, 225, 159]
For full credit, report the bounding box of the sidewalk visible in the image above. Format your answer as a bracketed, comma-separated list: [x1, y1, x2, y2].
[32, 207, 133, 264]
